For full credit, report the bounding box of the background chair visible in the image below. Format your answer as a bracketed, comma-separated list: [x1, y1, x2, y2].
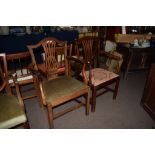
[72, 36, 98, 66]
[6, 51, 37, 101]
[72, 37, 122, 112]
[0, 53, 29, 129]
[28, 37, 90, 128]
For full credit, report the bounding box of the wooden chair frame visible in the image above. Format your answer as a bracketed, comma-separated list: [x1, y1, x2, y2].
[28, 38, 90, 128]
[72, 37, 121, 112]
[6, 51, 37, 101]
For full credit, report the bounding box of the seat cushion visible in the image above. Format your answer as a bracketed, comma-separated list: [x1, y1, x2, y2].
[84, 68, 119, 86]
[0, 94, 27, 129]
[42, 76, 88, 106]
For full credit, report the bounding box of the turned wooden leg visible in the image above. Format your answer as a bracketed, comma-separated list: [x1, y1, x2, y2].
[85, 91, 90, 115]
[47, 105, 54, 129]
[113, 77, 120, 99]
[91, 87, 97, 112]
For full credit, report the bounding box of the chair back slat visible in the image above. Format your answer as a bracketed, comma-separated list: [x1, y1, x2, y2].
[6, 51, 32, 78]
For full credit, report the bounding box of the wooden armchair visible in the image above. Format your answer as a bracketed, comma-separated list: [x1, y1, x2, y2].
[72, 37, 122, 112]
[6, 51, 37, 101]
[0, 53, 29, 129]
[28, 38, 90, 128]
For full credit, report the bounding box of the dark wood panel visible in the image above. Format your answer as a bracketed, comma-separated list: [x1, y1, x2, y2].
[141, 64, 155, 121]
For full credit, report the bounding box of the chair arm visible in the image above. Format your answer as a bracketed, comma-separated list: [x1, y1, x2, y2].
[99, 50, 122, 61]
[82, 61, 93, 86]
[25, 65, 46, 106]
[66, 56, 84, 76]
[66, 56, 84, 65]
[28, 64, 43, 81]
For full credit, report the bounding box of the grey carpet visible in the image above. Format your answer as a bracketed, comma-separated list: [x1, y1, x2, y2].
[23, 70, 155, 129]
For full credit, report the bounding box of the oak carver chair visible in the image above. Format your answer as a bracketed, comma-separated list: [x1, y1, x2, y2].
[6, 51, 37, 101]
[27, 37, 90, 128]
[0, 53, 29, 129]
[71, 37, 123, 112]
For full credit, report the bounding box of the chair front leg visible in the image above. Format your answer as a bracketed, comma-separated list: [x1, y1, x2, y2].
[113, 77, 120, 99]
[85, 91, 90, 115]
[91, 87, 97, 112]
[47, 105, 54, 129]
[23, 121, 30, 129]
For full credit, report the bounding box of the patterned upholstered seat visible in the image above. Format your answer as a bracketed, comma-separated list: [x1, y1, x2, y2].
[84, 68, 119, 86]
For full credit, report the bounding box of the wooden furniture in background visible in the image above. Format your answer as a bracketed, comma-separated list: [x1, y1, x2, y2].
[29, 38, 90, 128]
[117, 44, 155, 78]
[0, 53, 29, 129]
[115, 34, 152, 44]
[141, 63, 155, 121]
[6, 51, 37, 101]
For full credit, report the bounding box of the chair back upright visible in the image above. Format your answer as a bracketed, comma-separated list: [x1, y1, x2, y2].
[0, 53, 10, 93]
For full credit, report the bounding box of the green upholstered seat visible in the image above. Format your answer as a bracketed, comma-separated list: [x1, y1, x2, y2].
[0, 94, 27, 129]
[42, 76, 88, 106]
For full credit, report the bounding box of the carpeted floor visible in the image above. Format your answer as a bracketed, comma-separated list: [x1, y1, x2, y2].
[24, 70, 155, 129]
